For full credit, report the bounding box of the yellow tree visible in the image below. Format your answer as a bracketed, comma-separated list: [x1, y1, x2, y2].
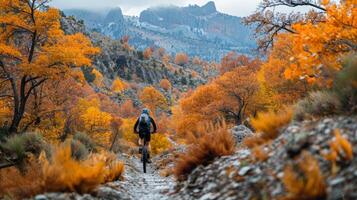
[0, 0, 99, 134]
[92, 69, 104, 87]
[81, 106, 112, 132]
[283, 0, 357, 85]
[139, 86, 168, 115]
[111, 78, 127, 93]
[246, 0, 356, 86]
[258, 33, 309, 108]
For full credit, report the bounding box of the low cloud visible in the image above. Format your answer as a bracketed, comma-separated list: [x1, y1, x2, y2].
[50, 0, 260, 17]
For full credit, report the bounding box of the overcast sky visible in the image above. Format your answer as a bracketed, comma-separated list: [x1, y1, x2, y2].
[50, 0, 261, 17]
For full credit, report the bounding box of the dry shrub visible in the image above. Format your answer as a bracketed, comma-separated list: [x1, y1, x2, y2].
[104, 161, 124, 182]
[0, 145, 125, 198]
[294, 91, 341, 121]
[70, 139, 89, 160]
[42, 145, 124, 193]
[334, 54, 357, 112]
[41, 146, 106, 193]
[174, 123, 236, 181]
[87, 151, 125, 182]
[323, 129, 353, 174]
[73, 132, 97, 152]
[0, 156, 44, 199]
[1, 132, 50, 162]
[282, 151, 326, 200]
[251, 107, 292, 140]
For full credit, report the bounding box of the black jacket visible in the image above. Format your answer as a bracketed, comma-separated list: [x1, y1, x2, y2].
[133, 116, 157, 133]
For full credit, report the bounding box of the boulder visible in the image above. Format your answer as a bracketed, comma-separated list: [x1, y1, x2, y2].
[230, 125, 253, 145]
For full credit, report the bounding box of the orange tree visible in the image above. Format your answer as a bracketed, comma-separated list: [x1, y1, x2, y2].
[139, 86, 168, 115]
[215, 66, 260, 124]
[246, 0, 356, 86]
[175, 53, 189, 66]
[0, 0, 99, 134]
[159, 79, 172, 91]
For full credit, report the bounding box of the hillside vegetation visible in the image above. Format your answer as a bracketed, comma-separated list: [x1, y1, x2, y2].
[0, 0, 356, 199]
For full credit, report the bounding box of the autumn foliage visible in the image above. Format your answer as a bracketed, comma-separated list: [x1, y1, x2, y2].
[324, 129, 353, 174]
[251, 107, 293, 140]
[112, 78, 127, 93]
[160, 79, 172, 91]
[174, 52, 189, 66]
[174, 123, 235, 180]
[0, 145, 124, 199]
[143, 47, 153, 60]
[140, 86, 168, 115]
[0, 0, 99, 134]
[282, 151, 326, 200]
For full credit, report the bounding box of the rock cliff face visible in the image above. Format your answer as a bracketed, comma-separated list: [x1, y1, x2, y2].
[63, 1, 255, 61]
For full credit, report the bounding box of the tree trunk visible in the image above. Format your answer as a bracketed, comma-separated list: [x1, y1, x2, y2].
[59, 117, 72, 142]
[8, 78, 20, 134]
[8, 76, 29, 134]
[235, 102, 246, 125]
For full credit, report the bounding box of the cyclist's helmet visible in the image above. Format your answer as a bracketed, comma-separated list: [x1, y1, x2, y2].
[142, 108, 150, 115]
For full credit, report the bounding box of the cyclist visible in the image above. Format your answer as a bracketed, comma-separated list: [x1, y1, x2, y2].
[133, 108, 157, 163]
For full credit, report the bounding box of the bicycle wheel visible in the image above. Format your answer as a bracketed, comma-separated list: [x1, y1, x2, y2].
[142, 146, 147, 173]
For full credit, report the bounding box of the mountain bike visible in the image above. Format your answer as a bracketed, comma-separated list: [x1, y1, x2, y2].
[139, 132, 151, 173]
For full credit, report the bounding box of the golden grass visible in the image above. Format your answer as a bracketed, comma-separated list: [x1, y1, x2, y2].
[251, 107, 292, 140]
[0, 145, 124, 199]
[174, 123, 236, 181]
[0, 156, 44, 199]
[323, 129, 353, 174]
[282, 151, 326, 200]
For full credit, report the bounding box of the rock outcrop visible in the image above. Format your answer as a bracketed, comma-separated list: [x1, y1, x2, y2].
[63, 1, 255, 61]
[230, 125, 253, 145]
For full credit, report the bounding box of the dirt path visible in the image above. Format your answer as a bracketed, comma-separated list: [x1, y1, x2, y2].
[117, 155, 175, 200]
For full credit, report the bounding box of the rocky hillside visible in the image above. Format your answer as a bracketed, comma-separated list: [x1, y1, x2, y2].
[63, 1, 255, 61]
[61, 14, 211, 105]
[169, 116, 357, 200]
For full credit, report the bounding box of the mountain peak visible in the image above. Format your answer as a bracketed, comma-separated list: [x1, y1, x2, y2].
[202, 1, 216, 12]
[105, 7, 124, 23]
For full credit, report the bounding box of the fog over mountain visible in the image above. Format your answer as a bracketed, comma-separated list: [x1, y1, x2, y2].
[64, 1, 256, 61]
[52, 0, 260, 17]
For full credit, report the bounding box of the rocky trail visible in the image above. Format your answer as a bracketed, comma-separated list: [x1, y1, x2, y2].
[118, 155, 174, 200]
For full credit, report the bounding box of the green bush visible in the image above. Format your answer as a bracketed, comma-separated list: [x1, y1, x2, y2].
[333, 54, 357, 112]
[73, 132, 96, 152]
[1, 132, 50, 161]
[70, 139, 89, 160]
[294, 91, 341, 121]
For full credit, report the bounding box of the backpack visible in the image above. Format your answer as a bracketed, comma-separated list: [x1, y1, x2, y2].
[138, 113, 151, 132]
